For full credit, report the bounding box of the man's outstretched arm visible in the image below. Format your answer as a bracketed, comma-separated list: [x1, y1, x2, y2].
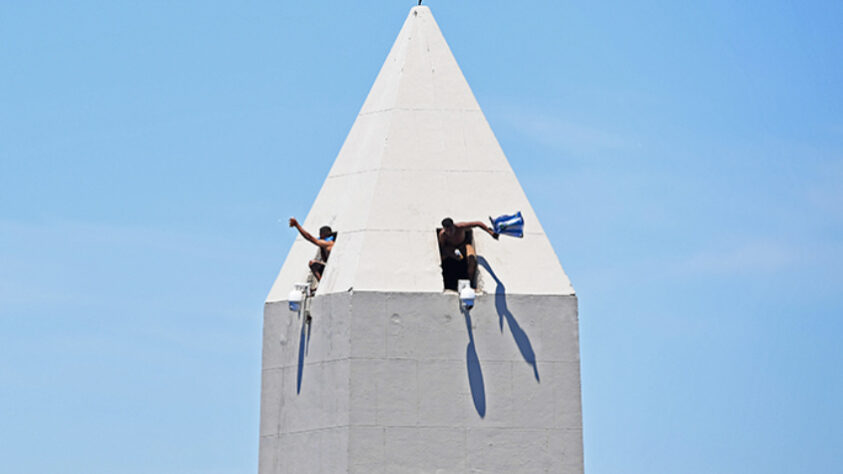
[458, 221, 499, 239]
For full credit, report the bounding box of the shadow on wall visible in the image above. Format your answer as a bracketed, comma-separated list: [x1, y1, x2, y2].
[296, 317, 311, 394]
[476, 256, 540, 382]
[462, 307, 486, 417]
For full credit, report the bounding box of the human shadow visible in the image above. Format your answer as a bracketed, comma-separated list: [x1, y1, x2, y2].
[476, 256, 540, 381]
[296, 316, 311, 394]
[462, 307, 486, 417]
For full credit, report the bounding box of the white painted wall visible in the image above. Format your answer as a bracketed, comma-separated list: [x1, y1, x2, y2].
[260, 291, 583, 473]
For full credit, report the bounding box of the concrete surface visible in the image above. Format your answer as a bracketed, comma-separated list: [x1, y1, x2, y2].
[260, 291, 583, 473]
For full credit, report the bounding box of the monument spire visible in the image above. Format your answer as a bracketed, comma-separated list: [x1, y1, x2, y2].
[267, 5, 573, 300]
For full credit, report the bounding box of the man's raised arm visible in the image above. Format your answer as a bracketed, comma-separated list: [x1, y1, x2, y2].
[289, 217, 329, 247]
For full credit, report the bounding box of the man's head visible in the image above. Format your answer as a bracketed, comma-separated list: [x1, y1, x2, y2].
[319, 226, 333, 240]
[441, 217, 455, 235]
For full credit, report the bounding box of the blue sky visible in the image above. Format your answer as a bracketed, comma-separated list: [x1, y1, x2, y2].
[1, 1, 841, 473]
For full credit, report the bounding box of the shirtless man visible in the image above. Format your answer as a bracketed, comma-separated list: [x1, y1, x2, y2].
[438, 217, 499, 284]
[289, 217, 335, 281]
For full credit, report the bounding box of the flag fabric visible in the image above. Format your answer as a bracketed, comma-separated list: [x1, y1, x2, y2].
[490, 211, 524, 238]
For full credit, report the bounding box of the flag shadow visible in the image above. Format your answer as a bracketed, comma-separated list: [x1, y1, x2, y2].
[476, 256, 540, 381]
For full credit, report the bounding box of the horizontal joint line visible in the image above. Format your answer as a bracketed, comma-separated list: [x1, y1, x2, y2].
[358, 107, 481, 116]
[327, 169, 509, 178]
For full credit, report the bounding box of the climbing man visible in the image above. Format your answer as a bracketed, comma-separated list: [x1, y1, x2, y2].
[438, 217, 499, 287]
[289, 217, 336, 281]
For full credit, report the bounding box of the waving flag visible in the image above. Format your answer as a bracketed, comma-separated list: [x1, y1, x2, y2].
[490, 211, 524, 238]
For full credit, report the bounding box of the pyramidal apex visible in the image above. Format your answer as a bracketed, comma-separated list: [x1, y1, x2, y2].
[268, 6, 574, 298]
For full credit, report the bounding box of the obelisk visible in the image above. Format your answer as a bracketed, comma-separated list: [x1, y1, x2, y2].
[259, 6, 583, 473]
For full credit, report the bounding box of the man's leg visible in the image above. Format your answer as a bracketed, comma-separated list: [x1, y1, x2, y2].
[309, 260, 325, 281]
[464, 243, 477, 287]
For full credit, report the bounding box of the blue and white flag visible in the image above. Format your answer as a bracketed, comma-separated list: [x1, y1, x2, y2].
[490, 211, 524, 238]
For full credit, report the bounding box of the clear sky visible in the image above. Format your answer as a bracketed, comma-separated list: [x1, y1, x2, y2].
[1, 1, 841, 473]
